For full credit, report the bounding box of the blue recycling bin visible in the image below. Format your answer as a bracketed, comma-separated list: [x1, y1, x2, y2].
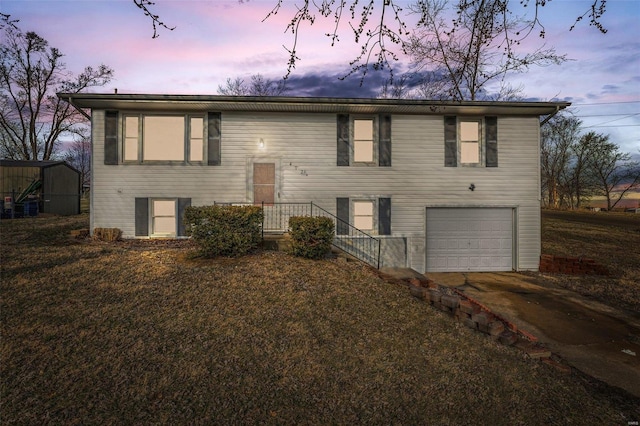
[23, 200, 38, 217]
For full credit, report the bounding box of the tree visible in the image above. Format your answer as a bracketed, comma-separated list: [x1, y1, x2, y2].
[0, 21, 113, 160]
[63, 130, 91, 191]
[405, 0, 565, 101]
[540, 114, 581, 208]
[266, 0, 605, 82]
[217, 74, 288, 96]
[582, 134, 640, 211]
[133, 1, 607, 82]
[568, 132, 599, 209]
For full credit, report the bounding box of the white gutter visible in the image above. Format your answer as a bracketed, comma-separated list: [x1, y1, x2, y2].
[540, 105, 562, 127]
[66, 96, 91, 120]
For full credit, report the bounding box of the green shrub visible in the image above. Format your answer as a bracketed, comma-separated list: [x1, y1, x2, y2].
[184, 205, 263, 257]
[288, 216, 335, 259]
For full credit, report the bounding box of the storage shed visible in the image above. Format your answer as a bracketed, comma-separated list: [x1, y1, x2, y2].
[0, 160, 81, 216]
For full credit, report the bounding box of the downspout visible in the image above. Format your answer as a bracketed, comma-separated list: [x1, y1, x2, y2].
[540, 105, 560, 127]
[66, 96, 91, 120]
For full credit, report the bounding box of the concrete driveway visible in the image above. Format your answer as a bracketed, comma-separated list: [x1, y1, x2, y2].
[424, 271, 640, 398]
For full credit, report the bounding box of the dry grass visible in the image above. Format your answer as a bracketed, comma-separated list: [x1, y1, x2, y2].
[1, 214, 639, 424]
[541, 209, 640, 313]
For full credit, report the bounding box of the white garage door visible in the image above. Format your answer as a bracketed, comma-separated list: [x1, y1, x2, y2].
[426, 208, 513, 272]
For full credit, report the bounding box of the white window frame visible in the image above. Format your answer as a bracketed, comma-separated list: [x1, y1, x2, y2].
[122, 113, 206, 164]
[459, 118, 484, 167]
[353, 199, 375, 232]
[189, 116, 205, 162]
[352, 117, 376, 164]
[124, 116, 140, 162]
[151, 198, 177, 237]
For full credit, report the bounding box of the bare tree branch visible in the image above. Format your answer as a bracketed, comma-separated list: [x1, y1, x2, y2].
[217, 74, 288, 96]
[1, 23, 113, 160]
[133, 0, 175, 39]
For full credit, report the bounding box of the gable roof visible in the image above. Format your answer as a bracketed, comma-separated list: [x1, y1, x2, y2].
[57, 93, 570, 117]
[0, 160, 80, 174]
[0, 160, 64, 168]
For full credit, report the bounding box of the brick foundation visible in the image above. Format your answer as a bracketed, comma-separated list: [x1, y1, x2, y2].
[539, 254, 609, 276]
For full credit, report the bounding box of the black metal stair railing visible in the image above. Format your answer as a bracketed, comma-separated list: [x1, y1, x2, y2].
[213, 201, 381, 268]
[305, 203, 381, 269]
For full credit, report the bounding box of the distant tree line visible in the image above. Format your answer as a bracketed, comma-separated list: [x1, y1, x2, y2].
[541, 114, 640, 211]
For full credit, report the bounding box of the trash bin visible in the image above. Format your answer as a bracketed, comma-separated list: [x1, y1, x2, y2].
[23, 200, 38, 217]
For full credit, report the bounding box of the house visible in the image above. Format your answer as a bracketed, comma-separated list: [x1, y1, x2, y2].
[0, 160, 81, 216]
[58, 93, 569, 272]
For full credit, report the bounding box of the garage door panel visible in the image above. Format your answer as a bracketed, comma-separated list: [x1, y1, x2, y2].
[426, 208, 513, 272]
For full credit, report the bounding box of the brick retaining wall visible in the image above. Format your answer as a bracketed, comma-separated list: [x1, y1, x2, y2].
[401, 277, 564, 367]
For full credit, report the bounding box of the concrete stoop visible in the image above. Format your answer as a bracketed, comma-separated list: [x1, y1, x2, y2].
[391, 273, 571, 374]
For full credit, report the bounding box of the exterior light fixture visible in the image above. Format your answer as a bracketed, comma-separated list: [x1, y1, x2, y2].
[469, 183, 475, 191]
[259, 138, 265, 148]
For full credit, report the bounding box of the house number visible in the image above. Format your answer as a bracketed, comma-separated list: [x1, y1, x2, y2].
[289, 162, 308, 176]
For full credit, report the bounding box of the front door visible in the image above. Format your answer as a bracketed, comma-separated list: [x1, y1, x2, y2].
[253, 162, 281, 231]
[253, 163, 275, 205]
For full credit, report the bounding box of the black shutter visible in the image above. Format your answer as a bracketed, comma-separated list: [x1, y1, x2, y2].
[135, 198, 149, 236]
[104, 111, 118, 165]
[336, 197, 349, 235]
[485, 116, 498, 167]
[379, 114, 392, 167]
[444, 116, 457, 167]
[177, 198, 191, 237]
[378, 198, 391, 235]
[208, 112, 221, 166]
[337, 114, 350, 166]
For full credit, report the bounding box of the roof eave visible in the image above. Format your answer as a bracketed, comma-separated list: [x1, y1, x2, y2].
[56, 93, 571, 116]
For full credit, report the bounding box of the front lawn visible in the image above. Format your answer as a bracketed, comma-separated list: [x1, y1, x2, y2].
[1, 215, 638, 424]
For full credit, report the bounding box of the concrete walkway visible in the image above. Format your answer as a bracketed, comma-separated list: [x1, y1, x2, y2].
[424, 271, 640, 398]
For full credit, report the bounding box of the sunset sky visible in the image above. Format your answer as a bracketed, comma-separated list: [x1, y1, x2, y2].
[2, 0, 639, 156]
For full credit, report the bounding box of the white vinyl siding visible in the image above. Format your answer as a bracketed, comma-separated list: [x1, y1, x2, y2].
[91, 110, 541, 272]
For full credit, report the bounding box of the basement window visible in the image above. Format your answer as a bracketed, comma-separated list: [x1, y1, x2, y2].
[151, 199, 177, 237]
[353, 201, 374, 231]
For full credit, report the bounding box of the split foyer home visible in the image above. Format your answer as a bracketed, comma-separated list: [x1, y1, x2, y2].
[58, 93, 569, 273]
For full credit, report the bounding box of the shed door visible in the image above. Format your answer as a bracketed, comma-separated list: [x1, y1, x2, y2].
[426, 208, 513, 272]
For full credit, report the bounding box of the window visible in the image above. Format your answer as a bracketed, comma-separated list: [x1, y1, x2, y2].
[122, 114, 206, 163]
[353, 119, 374, 163]
[124, 116, 139, 161]
[353, 201, 374, 231]
[135, 198, 191, 237]
[337, 114, 391, 166]
[152, 199, 177, 236]
[444, 116, 498, 167]
[336, 197, 391, 236]
[189, 117, 204, 162]
[144, 116, 184, 161]
[460, 120, 480, 164]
